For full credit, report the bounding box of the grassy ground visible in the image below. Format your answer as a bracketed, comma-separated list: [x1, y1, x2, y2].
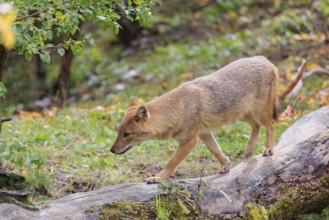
[1, 98, 291, 201]
[1, 1, 329, 218]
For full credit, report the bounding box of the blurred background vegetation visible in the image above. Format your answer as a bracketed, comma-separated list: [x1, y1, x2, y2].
[1, 0, 328, 111]
[1, 0, 329, 218]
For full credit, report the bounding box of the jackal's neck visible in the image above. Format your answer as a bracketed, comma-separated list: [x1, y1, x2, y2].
[145, 89, 183, 139]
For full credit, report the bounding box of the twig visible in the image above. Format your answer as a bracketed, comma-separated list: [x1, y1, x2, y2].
[285, 66, 329, 99]
[62, 143, 73, 151]
[217, 188, 233, 204]
[15, 0, 70, 22]
[195, 160, 208, 213]
[0, 118, 11, 133]
[302, 67, 329, 80]
[279, 59, 307, 100]
[15, 8, 49, 22]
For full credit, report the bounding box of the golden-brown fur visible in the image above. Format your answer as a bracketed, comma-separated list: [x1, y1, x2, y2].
[111, 56, 279, 183]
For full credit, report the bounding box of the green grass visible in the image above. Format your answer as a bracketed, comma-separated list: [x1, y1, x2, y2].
[0, 100, 291, 201]
[298, 206, 329, 220]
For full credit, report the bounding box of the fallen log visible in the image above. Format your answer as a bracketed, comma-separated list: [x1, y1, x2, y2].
[1, 106, 329, 219]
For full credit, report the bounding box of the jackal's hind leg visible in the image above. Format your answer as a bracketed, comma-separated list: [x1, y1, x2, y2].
[243, 122, 260, 158]
[263, 119, 275, 156]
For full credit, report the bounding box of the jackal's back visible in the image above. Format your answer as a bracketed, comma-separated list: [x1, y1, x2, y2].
[183, 56, 279, 129]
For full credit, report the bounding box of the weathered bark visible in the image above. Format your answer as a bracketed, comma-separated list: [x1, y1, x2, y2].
[53, 25, 81, 104]
[1, 106, 329, 219]
[117, 18, 141, 46]
[35, 56, 46, 81]
[53, 48, 74, 104]
[0, 45, 8, 82]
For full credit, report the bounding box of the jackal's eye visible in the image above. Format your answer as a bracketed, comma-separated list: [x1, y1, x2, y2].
[123, 132, 130, 137]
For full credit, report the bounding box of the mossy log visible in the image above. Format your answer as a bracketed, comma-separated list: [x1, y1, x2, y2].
[1, 107, 329, 219]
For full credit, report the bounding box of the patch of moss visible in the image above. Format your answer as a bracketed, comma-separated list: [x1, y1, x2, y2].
[0, 196, 36, 210]
[269, 173, 329, 219]
[244, 203, 269, 220]
[298, 205, 329, 220]
[98, 201, 156, 220]
[98, 183, 200, 220]
[156, 182, 198, 219]
[0, 173, 29, 190]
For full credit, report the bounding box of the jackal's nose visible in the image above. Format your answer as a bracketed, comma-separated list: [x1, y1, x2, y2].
[110, 148, 116, 154]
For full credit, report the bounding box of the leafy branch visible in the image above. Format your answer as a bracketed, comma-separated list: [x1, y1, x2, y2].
[15, 8, 49, 22]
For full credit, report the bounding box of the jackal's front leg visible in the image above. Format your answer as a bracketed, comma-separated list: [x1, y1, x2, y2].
[146, 139, 196, 183]
[199, 132, 230, 173]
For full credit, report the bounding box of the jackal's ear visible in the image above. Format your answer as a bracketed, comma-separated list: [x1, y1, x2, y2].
[130, 97, 140, 107]
[136, 106, 148, 121]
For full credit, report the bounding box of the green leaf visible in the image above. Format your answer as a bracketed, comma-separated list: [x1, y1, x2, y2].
[57, 48, 65, 57]
[125, 15, 134, 22]
[70, 41, 83, 55]
[0, 82, 7, 98]
[45, 30, 53, 40]
[97, 15, 106, 21]
[81, 0, 91, 6]
[40, 52, 51, 63]
[178, 199, 190, 215]
[24, 52, 33, 61]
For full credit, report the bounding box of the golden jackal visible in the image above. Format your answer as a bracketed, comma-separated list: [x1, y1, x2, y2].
[111, 56, 279, 183]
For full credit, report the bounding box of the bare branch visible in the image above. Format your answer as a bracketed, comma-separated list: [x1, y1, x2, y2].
[15, 8, 49, 22]
[302, 67, 329, 80]
[279, 59, 307, 100]
[0, 118, 11, 133]
[283, 65, 329, 99]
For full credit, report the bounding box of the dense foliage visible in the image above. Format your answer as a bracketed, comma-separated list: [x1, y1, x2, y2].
[12, 0, 159, 62]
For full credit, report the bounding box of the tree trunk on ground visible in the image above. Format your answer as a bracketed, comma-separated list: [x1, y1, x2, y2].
[1, 106, 329, 219]
[0, 45, 8, 82]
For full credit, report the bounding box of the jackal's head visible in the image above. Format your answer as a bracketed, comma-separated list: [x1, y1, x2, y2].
[110, 97, 152, 154]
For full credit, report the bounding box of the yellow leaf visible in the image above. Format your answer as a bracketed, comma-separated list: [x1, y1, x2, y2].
[64, 115, 71, 120]
[320, 93, 329, 106]
[16, 111, 41, 119]
[194, 12, 202, 19]
[294, 33, 310, 41]
[228, 11, 237, 20]
[306, 63, 319, 70]
[286, 72, 294, 80]
[321, 81, 329, 89]
[179, 72, 193, 81]
[0, 3, 16, 51]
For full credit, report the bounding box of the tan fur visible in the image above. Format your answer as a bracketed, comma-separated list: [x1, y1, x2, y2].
[111, 56, 279, 183]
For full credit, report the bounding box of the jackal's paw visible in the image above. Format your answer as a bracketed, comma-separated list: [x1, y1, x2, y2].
[146, 176, 161, 184]
[263, 149, 274, 156]
[243, 150, 252, 158]
[219, 164, 230, 174]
